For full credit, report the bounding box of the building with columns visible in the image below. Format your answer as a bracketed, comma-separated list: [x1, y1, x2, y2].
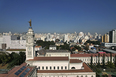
[25, 21, 96, 77]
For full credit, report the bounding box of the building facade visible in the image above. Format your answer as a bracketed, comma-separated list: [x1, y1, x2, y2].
[109, 29, 116, 43]
[102, 33, 109, 43]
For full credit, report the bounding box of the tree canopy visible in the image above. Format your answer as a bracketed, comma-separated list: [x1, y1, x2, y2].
[36, 40, 55, 49]
[0, 52, 26, 69]
[85, 40, 100, 45]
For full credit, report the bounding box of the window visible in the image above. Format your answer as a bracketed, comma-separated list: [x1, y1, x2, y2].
[61, 66, 63, 69]
[50, 66, 52, 70]
[54, 66, 55, 69]
[65, 66, 67, 69]
[46, 67, 48, 70]
[42, 66, 44, 70]
[71, 67, 75, 69]
[38, 66, 40, 69]
[57, 66, 59, 70]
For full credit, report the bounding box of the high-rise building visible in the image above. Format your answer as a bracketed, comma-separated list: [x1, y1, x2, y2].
[64, 34, 69, 43]
[102, 33, 109, 43]
[109, 29, 116, 43]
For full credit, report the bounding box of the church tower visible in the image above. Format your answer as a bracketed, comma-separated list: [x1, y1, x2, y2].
[26, 20, 35, 60]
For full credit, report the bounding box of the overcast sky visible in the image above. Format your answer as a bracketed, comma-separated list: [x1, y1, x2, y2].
[0, 0, 116, 34]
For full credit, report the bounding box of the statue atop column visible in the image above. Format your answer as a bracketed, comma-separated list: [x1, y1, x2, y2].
[29, 19, 31, 27]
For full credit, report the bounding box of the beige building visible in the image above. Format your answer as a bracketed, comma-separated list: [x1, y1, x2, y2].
[102, 34, 109, 43]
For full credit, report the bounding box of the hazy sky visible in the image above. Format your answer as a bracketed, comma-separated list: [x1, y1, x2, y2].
[0, 0, 116, 34]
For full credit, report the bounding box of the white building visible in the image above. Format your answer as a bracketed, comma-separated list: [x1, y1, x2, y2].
[64, 34, 69, 43]
[26, 23, 96, 77]
[70, 53, 116, 65]
[0, 35, 26, 49]
[101, 43, 116, 48]
[49, 45, 56, 50]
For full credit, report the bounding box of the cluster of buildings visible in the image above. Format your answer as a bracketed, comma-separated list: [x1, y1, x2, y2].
[101, 29, 116, 47]
[35, 32, 101, 44]
[0, 31, 102, 50]
[1, 20, 116, 77]
[0, 22, 97, 77]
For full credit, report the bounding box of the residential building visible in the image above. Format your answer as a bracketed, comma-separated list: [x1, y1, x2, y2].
[102, 33, 109, 43]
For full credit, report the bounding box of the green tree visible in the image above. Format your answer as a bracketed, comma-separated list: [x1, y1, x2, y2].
[72, 48, 76, 51]
[103, 53, 105, 67]
[97, 53, 100, 68]
[102, 74, 108, 77]
[36, 40, 55, 49]
[7, 52, 26, 69]
[85, 46, 89, 51]
[110, 53, 112, 63]
[74, 46, 81, 51]
[114, 55, 116, 67]
[85, 40, 100, 45]
[107, 61, 115, 68]
[19, 52, 26, 64]
[55, 39, 60, 42]
[0, 54, 11, 65]
[56, 46, 60, 50]
[91, 55, 93, 66]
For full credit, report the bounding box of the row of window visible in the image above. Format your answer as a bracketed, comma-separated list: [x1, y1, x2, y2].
[78, 57, 115, 62]
[38, 66, 67, 70]
[40, 75, 93, 77]
[46, 54, 69, 56]
[77, 75, 93, 77]
[105, 44, 116, 45]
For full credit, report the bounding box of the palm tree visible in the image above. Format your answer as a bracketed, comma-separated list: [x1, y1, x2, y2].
[103, 53, 105, 67]
[91, 54, 93, 66]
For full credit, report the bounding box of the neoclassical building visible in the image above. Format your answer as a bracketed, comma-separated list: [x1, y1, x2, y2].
[26, 21, 96, 77]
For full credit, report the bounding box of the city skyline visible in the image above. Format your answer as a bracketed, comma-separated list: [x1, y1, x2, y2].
[0, 0, 116, 34]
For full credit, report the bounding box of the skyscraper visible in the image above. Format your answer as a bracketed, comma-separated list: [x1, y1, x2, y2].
[109, 29, 116, 43]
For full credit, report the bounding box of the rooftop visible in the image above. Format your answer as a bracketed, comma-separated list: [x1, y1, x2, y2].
[70, 59, 82, 63]
[71, 53, 116, 57]
[0, 63, 36, 77]
[27, 57, 69, 61]
[35, 46, 42, 48]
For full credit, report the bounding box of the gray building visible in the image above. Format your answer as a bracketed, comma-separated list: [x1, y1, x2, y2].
[109, 29, 116, 43]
